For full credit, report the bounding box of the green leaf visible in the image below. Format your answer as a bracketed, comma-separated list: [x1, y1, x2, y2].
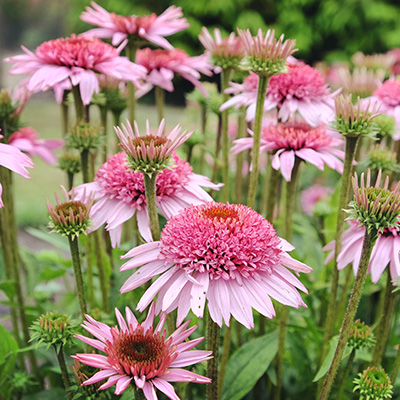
[40, 266, 67, 281]
[0, 281, 16, 300]
[313, 335, 352, 382]
[0, 324, 18, 391]
[221, 330, 279, 400]
[25, 227, 69, 252]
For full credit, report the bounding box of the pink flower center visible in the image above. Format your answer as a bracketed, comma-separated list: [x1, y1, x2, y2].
[106, 325, 176, 379]
[160, 203, 283, 281]
[374, 80, 400, 107]
[267, 63, 330, 104]
[263, 122, 332, 150]
[95, 152, 192, 209]
[136, 48, 188, 71]
[36, 35, 119, 69]
[110, 13, 157, 35]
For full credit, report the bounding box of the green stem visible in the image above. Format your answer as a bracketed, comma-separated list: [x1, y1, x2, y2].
[265, 164, 280, 222]
[68, 236, 87, 317]
[391, 344, 400, 384]
[336, 348, 356, 400]
[335, 266, 354, 329]
[235, 107, 246, 204]
[319, 228, 378, 400]
[319, 136, 359, 369]
[218, 322, 231, 397]
[199, 105, 207, 175]
[71, 84, 85, 122]
[143, 173, 161, 241]
[85, 234, 94, 308]
[93, 230, 109, 313]
[371, 272, 397, 366]
[55, 345, 73, 400]
[155, 86, 165, 123]
[207, 312, 220, 400]
[61, 90, 70, 137]
[221, 68, 233, 203]
[247, 75, 269, 209]
[126, 42, 137, 125]
[210, 115, 223, 192]
[99, 106, 108, 163]
[275, 157, 301, 400]
[80, 149, 90, 184]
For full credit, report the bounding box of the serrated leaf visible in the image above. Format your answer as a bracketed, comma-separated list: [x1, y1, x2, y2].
[221, 331, 278, 400]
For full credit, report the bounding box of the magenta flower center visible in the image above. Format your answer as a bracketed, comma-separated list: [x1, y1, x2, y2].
[136, 48, 189, 71]
[110, 13, 157, 35]
[267, 63, 330, 103]
[106, 326, 176, 379]
[160, 203, 283, 280]
[263, 122, 332, 150]
[36, 35, 119, 69]
[374, 80, 400, 107]
[95, 152, 192, 209]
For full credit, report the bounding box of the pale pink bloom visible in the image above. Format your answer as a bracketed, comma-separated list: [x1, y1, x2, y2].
[231, 121, 345, 181]
[5, 35, 146, 105]
[369, 79, 400, 139]
[0, 135, 33, 208]
[73, 304, 211, 398]
[81, 2, 189, 49]
[74, 152, 221, 247]
[135, 48, 213, 97]
[324, 220, 400, 284]
[300, 184, 333, 216]
[387, 48, 400, 75]
[120, 202, 312, 329]
[9, 127, 63, 165]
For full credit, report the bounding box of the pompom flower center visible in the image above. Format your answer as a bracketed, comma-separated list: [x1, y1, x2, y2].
[136, 48, 188, 71]
[374, 79, 400, 107]
[160, 203, 283, 280]
[263, 122, 332, 150]
[111, 13, 157, 35]
[36, 35, 119, 69]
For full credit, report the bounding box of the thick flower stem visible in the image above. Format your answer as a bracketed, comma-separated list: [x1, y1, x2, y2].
[275, 157, 301, 400]
[93, 230, 109, 313]
[371, 272, 397, 366]
[207, 312, 220, 400]
[247, 75, 269, 209]
[199, 105, 208, 175]
[55, 345, 73, 400]
[319, 136, 359, 369]
[61, 90, 70, 137]
[155, 86, 165, 123]
[391, 345, 400, 384]
[99, 105, 108, 163]
[319, 228, 378, 400]
[68, 236, 87, 317]
[143, 173, 161, 241]
[221, 68, 233, 202]
[71, 84, 85, 122]
[218, 322, 232, 398]
[235, 107, 246, 204]
[336, 348, 356, 400]
[80, 149, 90, 183]
[126, 42, 137, 125]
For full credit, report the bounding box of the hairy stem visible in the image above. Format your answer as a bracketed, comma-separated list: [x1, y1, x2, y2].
[207, 312, 220, 400]
[336, 348, 356, 400]
[218, 322, 232, 397]
[55, 345, 73, 400]
[155, 86, 165, 123]
[235, 107, 246, 204]
[143, 173, 161, 241]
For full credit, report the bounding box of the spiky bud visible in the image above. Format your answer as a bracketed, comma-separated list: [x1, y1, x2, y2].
[47, 186, 93, 239]
[67, 122, 102, 152]
[373, 115, 396, 139]
[366, 147, 400, 175]
[0, 89, 16, 122]
[348, 319, 375, 350]
[353, 367, 393, 400]
[58, 152, 81, 175]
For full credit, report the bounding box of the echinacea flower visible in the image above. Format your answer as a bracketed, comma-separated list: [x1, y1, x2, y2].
[353, 367, 393, 400]
[74, 152, 221, 247]
[352, 51, 395, 75]
[80, 2, 189, 49]
[0, 135, 33, 207]
[73, 304, 211, 398]
[135, 48, 213, 97]
[231, 121, 345, 181]
[5, 35, 146, 105]
[300, 184, 333, 216]
[120, 202, 312, 329]
[238, 28, 297, 77]
[199, 27, 245, 73]
[9, 127, 63, 165]
[47, 186, 94, 239]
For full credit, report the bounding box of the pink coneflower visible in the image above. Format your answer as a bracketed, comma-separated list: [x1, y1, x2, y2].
[120, 202, 312, 329]
[0, 135, 33, 207]
[324, 220, 400, 284]
[80, 2, 189, 49]
[231, 121, 344, 181]
[74, 152, 221, 247]
[135, 48, 212, 97]
[5, 35, 146, 105]
[73, 304, 211, 398]
[9, 127, 63, 165]
[301, 184, 333, 216]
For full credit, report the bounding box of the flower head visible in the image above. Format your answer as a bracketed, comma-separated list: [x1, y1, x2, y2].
[5, 35, 146, 105]
[136, 48, 212, 97]
[73, 304, 211, 398]
[9, 127, 63, 165]
[115, 119, 192, 175]
[67, 122, 102, 152]
[81, 2, 189, 49]
[366, 146, 400, 175]
[301, 184, 333, 216]
[120, 202, 312, 329]
[353, 367, 393, 400]
[238, 28, 297, 77]
[199, 28, 245, 72]
[47, 186, 94, 239]
[348, 319, 375, 350]
[232, 121, 345, 181]
[348, 170, 400, 232]
[74, 152, 221, 247]
[58, 151, 81, 175]
[352, 51, 395, 75]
